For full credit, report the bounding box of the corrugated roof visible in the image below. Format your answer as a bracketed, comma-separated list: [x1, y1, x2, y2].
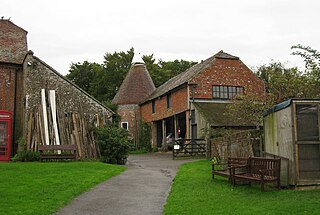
[112, 63, 155, 105]
[143, 50, 239, 103]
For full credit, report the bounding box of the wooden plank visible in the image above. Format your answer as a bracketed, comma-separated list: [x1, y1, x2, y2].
[49, 90, 60, 146]
[41, 89, 50, 145]
[72, 113, 82, 158]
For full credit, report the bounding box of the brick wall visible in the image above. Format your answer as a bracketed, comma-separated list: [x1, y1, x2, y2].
[0, 64, 17, 112]
[140, 86, 189, 122]
[0, 20, 28, 64]
[190, 58, 265, 99]
[117, 104, 140, 145]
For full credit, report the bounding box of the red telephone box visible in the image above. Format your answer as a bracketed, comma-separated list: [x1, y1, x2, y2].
[0, 110, 12, 161]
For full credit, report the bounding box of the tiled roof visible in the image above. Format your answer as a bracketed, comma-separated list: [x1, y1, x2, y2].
[112, 63, 156, 105]
[144, 50, 239, 102]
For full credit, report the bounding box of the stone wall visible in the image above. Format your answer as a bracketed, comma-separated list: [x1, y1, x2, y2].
[21, 53, 113, 158]
[210, 130, 262, 162]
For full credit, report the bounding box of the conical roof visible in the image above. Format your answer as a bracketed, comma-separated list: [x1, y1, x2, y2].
[112, 63, 156, 105]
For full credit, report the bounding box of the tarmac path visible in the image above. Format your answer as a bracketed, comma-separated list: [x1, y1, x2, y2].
[55, 153, 193, 215]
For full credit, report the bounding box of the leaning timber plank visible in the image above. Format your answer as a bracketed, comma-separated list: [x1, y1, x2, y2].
[72, 113, 82, 157]
[41, 89, 50, 145]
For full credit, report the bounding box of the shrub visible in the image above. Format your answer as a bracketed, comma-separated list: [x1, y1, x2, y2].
[12, 150, 40, 162]
[138, 120, 152, 151]
[94, 126, 133, 164]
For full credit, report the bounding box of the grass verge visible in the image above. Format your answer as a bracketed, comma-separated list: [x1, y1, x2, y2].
[164, 160, 320, 215]
[0, 162, 126, 215]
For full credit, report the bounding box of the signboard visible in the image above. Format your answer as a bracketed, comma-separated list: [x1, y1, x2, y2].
[174, 144, 180, 150]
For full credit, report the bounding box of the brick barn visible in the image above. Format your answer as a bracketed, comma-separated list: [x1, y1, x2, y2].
[138, 51, 265, 149]
[0, 19, 113, 160]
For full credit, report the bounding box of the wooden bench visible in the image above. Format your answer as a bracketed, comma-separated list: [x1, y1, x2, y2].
[231, 157, 281, 191]
[212, 157, 249, 181]
[39, 144, 78, 161]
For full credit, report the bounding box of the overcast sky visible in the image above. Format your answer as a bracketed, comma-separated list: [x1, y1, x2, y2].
[2, 0, 320, 75]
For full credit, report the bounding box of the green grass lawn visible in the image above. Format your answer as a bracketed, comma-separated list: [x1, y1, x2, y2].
[164, 160, 320, 215]
[0, 162, 126, 215]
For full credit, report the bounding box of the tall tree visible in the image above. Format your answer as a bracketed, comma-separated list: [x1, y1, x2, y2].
[291, 44, 320, 80]
[256, 61, 315, 103]
[66, 61, 102, 96]
[93, 48, 134, 101]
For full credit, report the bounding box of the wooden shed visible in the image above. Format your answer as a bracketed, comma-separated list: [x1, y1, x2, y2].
[263, 99, 320, 187]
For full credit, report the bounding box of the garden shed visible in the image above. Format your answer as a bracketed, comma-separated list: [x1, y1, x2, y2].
[263, 99, 320, 187]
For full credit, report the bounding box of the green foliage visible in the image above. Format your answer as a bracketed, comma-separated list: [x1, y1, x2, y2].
[11, 150, 40, 162]
[224, 93, 274, 127]
[138, 120, 152, 151]
[66, 61, 102, 95]
[164, 160, 320, 215]
[256, 61, 318, 103]
[94, 126, 133, 164]
[143, 54, 197, 87]
[291, 44, 320, 80]
[65, 48, 196, 103]
[0, 162, 126, 215]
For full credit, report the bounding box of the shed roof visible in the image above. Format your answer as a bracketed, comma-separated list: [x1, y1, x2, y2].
[263, 98, 320, 116]
[143, 50, 239, 103]
[112, 63, 155, 105]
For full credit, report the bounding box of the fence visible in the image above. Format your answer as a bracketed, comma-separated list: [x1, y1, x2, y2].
[173, 139, 206, 160]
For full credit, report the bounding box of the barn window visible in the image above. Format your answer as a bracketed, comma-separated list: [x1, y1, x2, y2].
[212, 85, 244, 99]
[167, 93, 172, 109]
[152, 100, 156, 113]
[121, 122, 128, 130]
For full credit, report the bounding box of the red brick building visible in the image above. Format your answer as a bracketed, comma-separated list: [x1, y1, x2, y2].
[140, 51, 265, 148]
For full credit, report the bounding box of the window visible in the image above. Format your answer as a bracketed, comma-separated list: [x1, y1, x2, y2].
[152, 100, 156, 113]
[212, 85, 244, 99]
[166, 93, 172, 109]
[121, 122, 128, 130]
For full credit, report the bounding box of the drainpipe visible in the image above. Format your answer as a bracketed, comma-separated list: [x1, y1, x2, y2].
[12, 67, 19, 156]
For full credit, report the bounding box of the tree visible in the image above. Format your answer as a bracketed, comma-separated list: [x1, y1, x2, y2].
[66, 61, 102, 96]
[65, 48, 196, 106]
[224, 93, 273, 128]
[94, 48, 134, 101]
[256, 61, 316, 103]
[291, 44, 320, 80]
[143, 55, 197, 87]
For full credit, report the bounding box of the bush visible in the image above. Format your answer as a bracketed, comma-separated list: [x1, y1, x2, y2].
[138, 120, 152, 151]
[94, 126, 133, 164]
[12, 150, 40, 162]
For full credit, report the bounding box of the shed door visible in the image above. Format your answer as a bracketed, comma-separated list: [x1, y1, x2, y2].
[296, 104, 320, 180]
[0, 121, 10, 161]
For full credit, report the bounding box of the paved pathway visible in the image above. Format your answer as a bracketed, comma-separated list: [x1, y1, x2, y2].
[55, 153, 193, 215]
